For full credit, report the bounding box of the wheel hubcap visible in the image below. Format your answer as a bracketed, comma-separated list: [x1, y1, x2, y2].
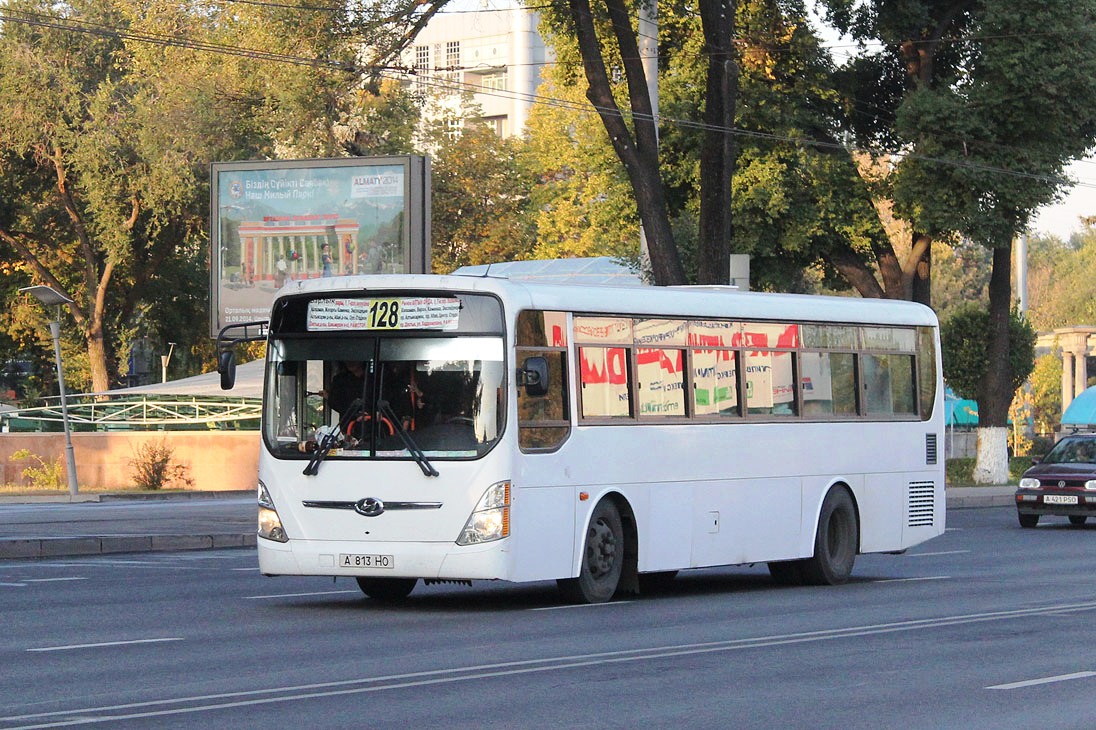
[587, 518, 617, 579]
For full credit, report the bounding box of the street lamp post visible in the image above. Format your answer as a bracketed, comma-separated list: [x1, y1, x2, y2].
[19, 285, 79, 497]
[161, 341, 176, 384]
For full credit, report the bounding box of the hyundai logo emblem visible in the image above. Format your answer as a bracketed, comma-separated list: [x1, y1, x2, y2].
[354, 498, 385, 517]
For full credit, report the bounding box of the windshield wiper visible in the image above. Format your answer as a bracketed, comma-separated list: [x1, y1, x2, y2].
[378, 399, 439, 477]
[302, 399, 365, 476]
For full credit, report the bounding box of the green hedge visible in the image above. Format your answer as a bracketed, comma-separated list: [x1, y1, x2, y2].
[946, 457, 1032, 487]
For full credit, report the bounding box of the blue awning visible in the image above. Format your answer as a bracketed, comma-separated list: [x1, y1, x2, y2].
[1063, 386, 1096, 426]
[945, 387, 979, 427]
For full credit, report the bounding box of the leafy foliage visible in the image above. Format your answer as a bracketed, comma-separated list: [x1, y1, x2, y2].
[941, 303, 1036, 401]
[9, 448, 65, 490]
[128, 439, 194, 491]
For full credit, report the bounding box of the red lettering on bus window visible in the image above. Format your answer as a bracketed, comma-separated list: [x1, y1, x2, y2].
[551, 325, 564, 347]
[607, 348, 627, 384]
[581, 347, 627, 385]
[580, 349, 606, 384]
[776, 324, 799, 349]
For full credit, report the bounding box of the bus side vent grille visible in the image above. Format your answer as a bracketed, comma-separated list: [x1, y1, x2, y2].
[925, 433, 938, 465]
[908, 481, 936, 527]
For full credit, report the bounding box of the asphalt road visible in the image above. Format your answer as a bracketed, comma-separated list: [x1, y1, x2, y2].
[1, 505, 1093, 729]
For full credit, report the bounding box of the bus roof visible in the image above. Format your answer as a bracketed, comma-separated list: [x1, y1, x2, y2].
[272, 273, 939, 328]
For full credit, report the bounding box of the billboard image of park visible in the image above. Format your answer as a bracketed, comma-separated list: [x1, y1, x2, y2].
[210, 156, 429, 336]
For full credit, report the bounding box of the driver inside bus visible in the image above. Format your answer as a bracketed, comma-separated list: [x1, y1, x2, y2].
[326, 361, 368, 440]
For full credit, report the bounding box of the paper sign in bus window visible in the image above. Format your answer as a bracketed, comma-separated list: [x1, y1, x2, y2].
[580, 346, 630, 417]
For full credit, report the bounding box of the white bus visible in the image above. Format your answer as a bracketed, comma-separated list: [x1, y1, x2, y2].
[218, 273, 945, 603]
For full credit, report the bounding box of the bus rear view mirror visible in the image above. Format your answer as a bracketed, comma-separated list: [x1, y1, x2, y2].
[218, 349, 236, 390]
[519, 356, 549, 397]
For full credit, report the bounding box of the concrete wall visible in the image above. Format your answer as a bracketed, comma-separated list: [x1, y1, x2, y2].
[0, 432, 260, 491]
[946, 430, 977, 460]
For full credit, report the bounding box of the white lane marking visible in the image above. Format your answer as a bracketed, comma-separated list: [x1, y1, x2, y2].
[231, 568, 259, 572]
[0, 582, 27, 587]
[988, 671, 1096, 690]
[873, 576, 951, 584]
[23, 577, 87, 583]
[245, 590, 359, 600]
[906, 550, 969, 557]
[531, 601, 634, 611]
[9, 599, 1096, 728]
[27, 638, 183, 653]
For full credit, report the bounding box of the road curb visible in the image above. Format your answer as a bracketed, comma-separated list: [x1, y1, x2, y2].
[946, 494, 1015, 509]
[0, 490, 252, 505]
[0, 533, 257, 560]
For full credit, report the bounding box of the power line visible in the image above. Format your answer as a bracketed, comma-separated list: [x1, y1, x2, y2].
[2, 7, 1091, 191]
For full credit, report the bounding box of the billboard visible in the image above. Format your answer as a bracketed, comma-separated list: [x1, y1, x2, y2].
[209, 156, 430, 337]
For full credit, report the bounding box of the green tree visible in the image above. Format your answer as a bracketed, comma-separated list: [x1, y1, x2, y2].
[942, 302, 1036, 480]
[942, 303, 1035, 402]
[0, 0, 443, 390]
[1025, 229, 1096, 332]
[428, 119, 538, 273]
[1029, 353, 1062, 437]
[822, 0, 1096, 482]
[523, 61, 643, 262]
[0, 0, 221, 391]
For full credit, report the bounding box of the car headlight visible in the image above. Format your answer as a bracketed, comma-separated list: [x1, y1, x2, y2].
[258, 481, 288, 543]
[1085, 480, 1096, 491]
[457, 481, 511, 545]
[1019, 477, 1041, 489]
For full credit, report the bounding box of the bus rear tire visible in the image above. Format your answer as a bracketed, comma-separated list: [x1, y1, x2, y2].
[558, 499, 624, 604]
[356, 577, 417, 601]
[800, 487, 858, 586]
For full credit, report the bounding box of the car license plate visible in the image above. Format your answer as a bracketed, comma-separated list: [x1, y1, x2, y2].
[1044, 495, 1079, 505]
[340, 553, 394, 569]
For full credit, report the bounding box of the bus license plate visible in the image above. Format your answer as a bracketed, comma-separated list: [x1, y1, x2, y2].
[340, 553, 394, 569]
[1044, 495, 1078, 505]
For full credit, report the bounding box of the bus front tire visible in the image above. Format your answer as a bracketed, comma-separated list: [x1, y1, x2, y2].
[558, 499, 624, 604]
[356, 577, 417, 601]
[800, 487, 858, 586]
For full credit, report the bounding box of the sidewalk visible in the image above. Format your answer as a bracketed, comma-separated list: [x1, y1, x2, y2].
[0, 491, 255, 560]
[0, 486, 1016, 561]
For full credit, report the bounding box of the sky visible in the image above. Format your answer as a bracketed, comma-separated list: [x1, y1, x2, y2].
[1030, 157, 1096, 240]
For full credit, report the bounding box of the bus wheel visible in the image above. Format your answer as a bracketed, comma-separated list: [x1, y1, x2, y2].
[356, 577, 417, 601]
[558, 499, 624, 604]
[800, 488, 858, 586]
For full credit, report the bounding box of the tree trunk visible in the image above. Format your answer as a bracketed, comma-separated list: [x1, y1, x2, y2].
[973, 243, 1013, 484]
[972, 426, 1009, 485]
[568, 0, 687, 285]
[911, 239, 931, 307]
[695, 0, 737, 285]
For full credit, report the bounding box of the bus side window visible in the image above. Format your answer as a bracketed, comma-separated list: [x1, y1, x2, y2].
[517, 309, 570, 451]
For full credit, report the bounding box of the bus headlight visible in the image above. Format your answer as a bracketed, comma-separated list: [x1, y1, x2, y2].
[457, 481, 510, 545]
[257, 482, 288, 543]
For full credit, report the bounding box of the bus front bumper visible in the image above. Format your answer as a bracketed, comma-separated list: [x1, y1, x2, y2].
[257, 536, 511, 581]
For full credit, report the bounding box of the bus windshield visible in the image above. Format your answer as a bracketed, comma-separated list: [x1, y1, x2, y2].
[263, 335, 505, 461]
